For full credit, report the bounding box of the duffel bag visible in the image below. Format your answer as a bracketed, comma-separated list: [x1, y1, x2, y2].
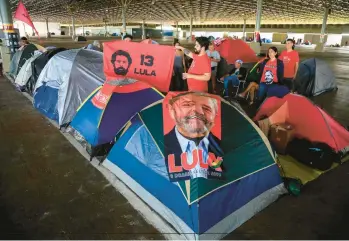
[287, 138, 340, 171]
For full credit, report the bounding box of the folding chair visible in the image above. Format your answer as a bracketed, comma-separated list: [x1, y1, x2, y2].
[232, 68, 250, 97]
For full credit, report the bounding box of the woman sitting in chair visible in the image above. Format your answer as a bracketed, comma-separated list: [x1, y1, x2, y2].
[256, 47, 284, 100]
[238, 76, 260, 105]
[240, 47, 284, 105]
[220, 59, 247, 98]
[238, 59, 264, 105]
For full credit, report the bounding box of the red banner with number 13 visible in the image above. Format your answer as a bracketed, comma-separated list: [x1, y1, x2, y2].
[103, 41, 175, 92]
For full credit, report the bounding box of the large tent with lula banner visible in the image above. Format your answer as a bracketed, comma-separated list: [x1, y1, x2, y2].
[70, 40, 175, 158]
[254, 94, 349, 184]
[33, 48, 106, 126]
[70, 84, 164, 159]
[294, 58, 337, 96]
[102, 94, 286, 240]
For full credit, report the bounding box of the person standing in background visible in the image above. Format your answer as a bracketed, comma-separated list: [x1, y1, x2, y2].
[279, 39, 299, 91]
[206, 42, 220, 93]
[170, 39, 187, 91]
[175, 37, 211, 92]
[18, 37, 29, 51]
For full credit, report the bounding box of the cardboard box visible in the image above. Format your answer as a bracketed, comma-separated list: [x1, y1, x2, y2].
[258, 118, 271, 137]
[269, 123, 295, 154]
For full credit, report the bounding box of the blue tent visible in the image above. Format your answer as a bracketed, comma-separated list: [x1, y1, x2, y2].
[70, 86, 164, 148]
[102, 99, 287, 239]
[33, 49, 105, 126]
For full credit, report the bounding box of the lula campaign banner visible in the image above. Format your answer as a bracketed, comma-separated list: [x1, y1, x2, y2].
[163, 91, 225, 182]
[103, 41, 175, 92]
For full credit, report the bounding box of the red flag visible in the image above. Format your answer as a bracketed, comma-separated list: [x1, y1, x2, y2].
[103, 40, 175, 92]
[14, 1, 39, 37]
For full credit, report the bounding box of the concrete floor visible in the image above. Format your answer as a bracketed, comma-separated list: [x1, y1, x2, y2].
[0, 78, 163, 239]
[1, 37, 349, 239]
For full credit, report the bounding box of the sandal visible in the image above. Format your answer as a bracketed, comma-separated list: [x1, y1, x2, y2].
[238, 93, 245, 98]
[249, 101, 254, 105]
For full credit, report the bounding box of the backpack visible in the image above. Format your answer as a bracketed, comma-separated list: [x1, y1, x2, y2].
[287, 138, 340, 171]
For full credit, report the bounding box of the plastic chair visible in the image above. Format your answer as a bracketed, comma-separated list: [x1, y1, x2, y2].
[232, 69, 249, 97]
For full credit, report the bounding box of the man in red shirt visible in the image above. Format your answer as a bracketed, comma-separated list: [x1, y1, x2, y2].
[279, 39, 300, 91]
[175, 37, 211, 92]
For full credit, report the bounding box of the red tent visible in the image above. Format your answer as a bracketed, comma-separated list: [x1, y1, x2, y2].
[254, 94, 349, 154]
[214, 39, 258, 64]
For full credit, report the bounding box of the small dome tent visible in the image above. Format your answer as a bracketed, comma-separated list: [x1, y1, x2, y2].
[33, 49, 105, 126]
[27, 47, 67, 94]
[14, 51, 42, 90]
[294, 58, 337, 97]
[9, 43, 41, 78]
[214, 39, 258, 65]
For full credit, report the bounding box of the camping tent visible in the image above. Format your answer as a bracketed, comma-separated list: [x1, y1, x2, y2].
[14, 51, 42, 90]
[254, 94, 349, 156]
[9, 43, 40, 78]
[294, 58, 337, 96]
[27, 47, 67, 94]
[102, 98, 286, 240]
[70, 83, 164, 151]
[33, 49, 106, 126]
[214, 39, 258, 65]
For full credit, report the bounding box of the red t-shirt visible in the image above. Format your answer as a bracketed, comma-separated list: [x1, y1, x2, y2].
[187, 53, 211, 92]
[261, 59, 278, 84]
[279, 50, 299, 78]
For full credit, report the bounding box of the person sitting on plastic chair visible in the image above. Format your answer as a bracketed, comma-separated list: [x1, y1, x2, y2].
[220, 59, 247, 98]
[257, 47, 284, 101]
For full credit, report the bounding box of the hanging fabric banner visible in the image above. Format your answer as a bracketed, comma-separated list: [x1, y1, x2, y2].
[163, 91, 224, 182]
[103, 41, 175, 92]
